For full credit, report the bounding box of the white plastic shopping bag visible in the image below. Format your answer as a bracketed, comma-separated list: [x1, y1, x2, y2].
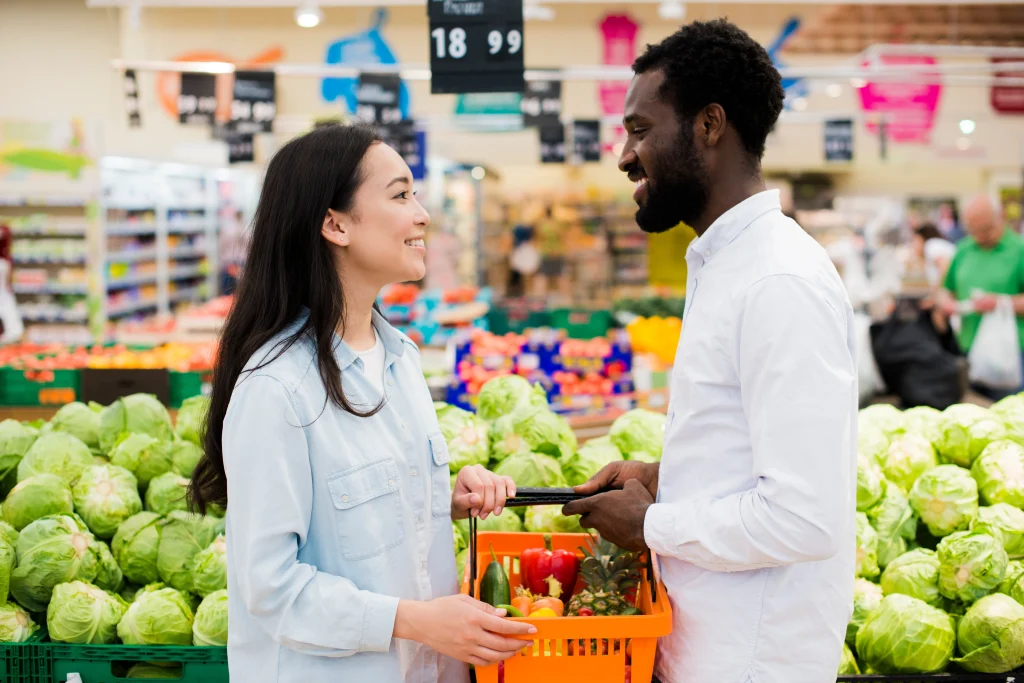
[968, 296, 1022, 390]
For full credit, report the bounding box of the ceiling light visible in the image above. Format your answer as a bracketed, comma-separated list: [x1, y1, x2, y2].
[826, 83, 842, 98]
[850, 77, 867, 89]
[471, 166, 486, 180]
[295, 3, 322, 28]
[959, 119, 976, 135]
[658, 1, 686, 20]
[523, 3, 555, 21]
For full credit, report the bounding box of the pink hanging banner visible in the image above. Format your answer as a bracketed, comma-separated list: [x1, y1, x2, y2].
[598, 13, 639, 152]
[858, 55, 942, 143]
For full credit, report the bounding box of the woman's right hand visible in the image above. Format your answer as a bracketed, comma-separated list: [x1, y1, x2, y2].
[394, 595, 537, 667]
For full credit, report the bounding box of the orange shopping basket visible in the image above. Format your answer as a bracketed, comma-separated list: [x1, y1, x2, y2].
[461, 528, 673, 683]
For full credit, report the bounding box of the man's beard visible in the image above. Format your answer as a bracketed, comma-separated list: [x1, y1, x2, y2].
[635, 127, 711, 234]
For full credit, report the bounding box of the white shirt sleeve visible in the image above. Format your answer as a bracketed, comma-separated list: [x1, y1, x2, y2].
[644, 275, 856, 572]
[224, 373, 400, 655]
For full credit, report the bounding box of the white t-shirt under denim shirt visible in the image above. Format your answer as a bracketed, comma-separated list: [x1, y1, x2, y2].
[356, 328, 386, 399]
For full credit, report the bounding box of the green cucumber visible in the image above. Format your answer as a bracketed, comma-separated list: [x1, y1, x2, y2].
[497, 604, 524, 618]
[480, 545, 511, 607]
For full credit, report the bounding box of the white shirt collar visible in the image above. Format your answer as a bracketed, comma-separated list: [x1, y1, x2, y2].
[686, 189, 782, 267]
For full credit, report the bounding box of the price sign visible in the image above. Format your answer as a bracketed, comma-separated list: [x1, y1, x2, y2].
[231, 71, 276, 134]
[521, 79, 561, 128]
[539, 125, 566, 164]
[227, 132, 255, 164]
[379, 121, 426, 180]
[178, 73, 217, 126]
[572, 120, 601, 164]
[123, 69, 141, 129]
[824, 119, 854, 163]
[428, 0, 525, 95]
[356, 73, 403, 125]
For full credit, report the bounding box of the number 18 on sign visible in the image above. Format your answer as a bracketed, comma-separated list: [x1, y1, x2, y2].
[428, 0, 525, 95]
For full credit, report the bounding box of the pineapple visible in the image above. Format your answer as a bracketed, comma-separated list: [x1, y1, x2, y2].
[567, 535, 644, 616]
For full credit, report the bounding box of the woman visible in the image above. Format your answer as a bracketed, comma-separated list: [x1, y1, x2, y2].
[911, 222, 956, 291]
[189, 124, 535, 683]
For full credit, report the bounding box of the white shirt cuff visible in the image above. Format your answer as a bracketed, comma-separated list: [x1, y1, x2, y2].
[645, 501, 693, 559]
[361, 592, 400, 653]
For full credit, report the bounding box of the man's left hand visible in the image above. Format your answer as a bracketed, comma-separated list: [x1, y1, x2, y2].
[974, 294, 998, 313]
[562, 479, 654, 551]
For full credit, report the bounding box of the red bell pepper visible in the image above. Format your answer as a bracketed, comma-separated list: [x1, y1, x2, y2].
[520, 535, 579, 603]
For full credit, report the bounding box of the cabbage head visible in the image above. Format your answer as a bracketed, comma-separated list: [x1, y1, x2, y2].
[157, 511, 221, 593]
[454, 508, 523, 538]
[10, 513, 108, 611]
[0, 602, 36, 643]
[910, 464, 979, 537]
[608, 409, 665, 461]
[2, 474, 73, 531]
[848, 578, 884, 647]
[881, 548, 942, 606]
[46, 580, 127, 644]
[860, 404, 906, 439]
[109, 433, 173, 488]
[492, 452, 567, 489]
[112, 511, 163, 585]
[476, 375, 547, 422]
[436, 404, 489, 472]
[16, 432, 93, 486]
[117, 586, 194, 645]
[937, 531, 1008, 603]
[72, 465, 142, 539]
[903, 405, 944, 445]
[191, 535, 227, 598]
[456, 548, 469, 584]
[99, 394, 174, 455]
[858, 423, 890, 465]
[953, 593, 1024, 673]
[937, 405, 1008, 468]
[175, 395, 209, 446]
[973, 504, 1024, 557]
[883, 433, 938, 492]
[856, 512, 880, 579]
[838, 643, 860, 675]
[488, 405, 576, 462]
[145, 472, 190, 516]
[857, 454, 886, 512]
[453, 523, 465, 553]
[192, 589, 228, 646]
[0, 419, 38, 481]
[524, 505, 583, 534]
[855, 593, 955, 674]
[562, 436, 623, 487]
[999, 559, 1024, 595]
[971, 440, 1024, 507]
[0, 536, 13, 603]
[867, 482, 917, 569]
[48, 402, 102, 453]
[170, 440, 203, 478]
[626, 450, 659, 463]
[992, 394, 1024, 447]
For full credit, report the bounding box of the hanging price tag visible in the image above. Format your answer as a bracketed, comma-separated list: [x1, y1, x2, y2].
[428, 0, 525, 95]
[178, 73, 217, 126]
[539, 125, 566, 164]
[227, 132, 255, 164]
[124, 70, 142, 129]
[521, 79, 561, 128]
[231, 71, 276, 134]
[379, 121, 425, 179]
[824, 119, 854, 163]
[572, 120, 601, 163]
[356, 73, 403, 125]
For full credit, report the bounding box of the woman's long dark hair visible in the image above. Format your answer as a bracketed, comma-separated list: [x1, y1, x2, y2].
[189, 123, 381, 513]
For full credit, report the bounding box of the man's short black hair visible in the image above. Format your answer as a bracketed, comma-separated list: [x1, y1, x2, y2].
[633, 19, 785, 159]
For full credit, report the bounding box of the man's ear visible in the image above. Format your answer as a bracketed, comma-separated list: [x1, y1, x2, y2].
[321, 208, 349, 248]
[696, 103, 727, 147]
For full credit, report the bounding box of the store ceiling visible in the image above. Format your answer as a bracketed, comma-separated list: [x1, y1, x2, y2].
[785, 4, 1024, 53]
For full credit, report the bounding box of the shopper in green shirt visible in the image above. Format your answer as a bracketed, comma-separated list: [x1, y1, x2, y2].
[938, 195, 1024, 398]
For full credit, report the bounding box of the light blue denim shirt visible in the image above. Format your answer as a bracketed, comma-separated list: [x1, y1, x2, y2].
[223, 310, 469, 683]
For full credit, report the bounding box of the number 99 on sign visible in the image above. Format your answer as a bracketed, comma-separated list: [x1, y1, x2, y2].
[488, 28, 522, 56]
[431, 25, 522, 60]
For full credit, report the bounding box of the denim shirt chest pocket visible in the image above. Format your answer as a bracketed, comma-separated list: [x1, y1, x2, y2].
[428, 432, 452, 519]
[327, 458, 404, 560]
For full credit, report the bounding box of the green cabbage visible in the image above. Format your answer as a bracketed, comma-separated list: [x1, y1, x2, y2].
[192, 589, 228, 646]
[992, 394, 1024, 447]
[99, 394, 174, 455]
[855, 593, 955, 674]
[858, 423, 890, 465]
[157, 511, 221, 593]
[857, 454, 886, 512]
[838, 643, 860, 675]
[524, 505, 583, 534]
[0, 537, 13, 603]
[488, 406, 577, 462]
[881, 548, 942, 606]
[476, 375, 547, 422]
[936, 405, 1008, 468]
[109, 433, 173, 489]
[116, 586, 194, 645]
[48, 402, 102, 453]
[46, 580, 127, 644]
[93, 539, 124, 593]
[0, 602, 36, 643]
[999, 559, 1024, 595]
[175, 395, 209, 446]
[170, 440, 203, 478]
[561, 436, 623, 487]
[867, 484, 918, 569]
[112, 511, 163, 585]
[937, 531, 1009, 603]
[971, 440, 1024, 507]
[883, 433, 938, 492]
[454, 508, 523, 537]
[973, 504, 1024, 557]
[72, 464, 142, 539]
[191, 535, 227, 598]
[492, 452, 567, 489]
[0, 419, 38, 483]
[436, 404, 490, 472]
[145, 472, 190, 516]
[2, 474, 72, 531]
[453, 523, 466, 553]
[625, 450, 659, 463]
[856, 511, 880, 579]
[903, 405, 944, 445]
[608, 409, 665, 461]
[16, 432, 93, 486]
[456, 548, 469, 585]
[953, 593, 1024, 673]
[910, 464, 979, 537]
[859, 404, 906, 438]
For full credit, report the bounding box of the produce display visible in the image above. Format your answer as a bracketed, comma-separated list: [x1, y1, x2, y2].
[845, 400, 1024, 676]
[0, 342, 215, 372]
[378, 284, 491, 346]
[0, 393, 225, 650]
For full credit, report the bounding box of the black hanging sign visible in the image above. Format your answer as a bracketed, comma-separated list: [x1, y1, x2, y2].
[379, 121, 423, 174]
[178, 73, 217, 126]
[572, 120, 601, 163]
[539, 125, 566, 164]
[427, 0, 525, 95]
[231, 71, 276, 134]
[356, 73, 403, 125]
[824, 119, 854, 163]
[521, 79, 561, 128]
[227, 132, 255, 164]
[123, 70, 142, 129]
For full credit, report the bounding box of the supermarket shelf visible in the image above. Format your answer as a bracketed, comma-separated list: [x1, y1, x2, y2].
[169, 287, 202, 303]
[13, 256, 87, 265]
[168, 266, 205, 281]
[107, 248, 158, 263]
[11, 226, 88, 238]
[107, 273, 158, 289]
[168, 203, 208, 211]
[105, 201, 156, 211]
[169, 246, 206, 259]
[0, 197, 89, 207]
[167, 220, 207, 234]
[108, 298, 159, 317]
[107, 223, 157, 236]
[22, 311, 89, 323]
[13, 283, 88, 295]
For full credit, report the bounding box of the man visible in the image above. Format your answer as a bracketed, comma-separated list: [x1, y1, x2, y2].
[563, 19, 857, 683]
[938, 195, 1024, 399]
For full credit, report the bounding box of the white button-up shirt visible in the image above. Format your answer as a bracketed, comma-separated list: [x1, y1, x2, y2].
[644, 190, 858, 683]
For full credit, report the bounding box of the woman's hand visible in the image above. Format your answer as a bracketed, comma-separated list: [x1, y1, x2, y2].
[451, 464, 516, 521]
[394, 595, 536, 666]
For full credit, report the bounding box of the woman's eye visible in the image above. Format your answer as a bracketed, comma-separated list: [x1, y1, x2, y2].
[395, 191, 409, 200]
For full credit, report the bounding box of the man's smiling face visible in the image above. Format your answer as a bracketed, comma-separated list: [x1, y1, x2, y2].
[617, 69, 711, 234]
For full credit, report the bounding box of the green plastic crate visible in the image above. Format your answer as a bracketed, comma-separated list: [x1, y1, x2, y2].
[549, 309, 612, 339]
[486, 307, 551, 335]
[0, 630, 44, 683]
[169, 372, 204, 409]
[0, 369, 80, 407]
[37, 642, 227, 683]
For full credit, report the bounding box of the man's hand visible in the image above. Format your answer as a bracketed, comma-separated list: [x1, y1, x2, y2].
[574, 460, 660, 500]
[974, 294, 998, 313]
[451, 465, 515, 521]
[562, 479, 654, 552]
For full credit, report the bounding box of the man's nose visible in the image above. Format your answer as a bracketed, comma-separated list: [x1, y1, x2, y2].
[618, 147, 637, 173]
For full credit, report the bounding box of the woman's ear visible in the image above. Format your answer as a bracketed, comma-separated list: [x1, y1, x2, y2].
[321, 208, 350, 248]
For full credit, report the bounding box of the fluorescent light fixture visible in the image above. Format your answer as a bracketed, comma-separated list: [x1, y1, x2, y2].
[523, 3, 555, 21]
[959, 118, 976, 135]
[658, 1, 686, 20]
[471, 166, 486, 180]
[826, 83, 843, 98]
[295, 3, 322, 28]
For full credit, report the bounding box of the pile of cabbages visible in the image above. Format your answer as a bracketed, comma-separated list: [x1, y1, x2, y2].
[0, 394, 226, 649]
[845, 399, 1024, 675]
